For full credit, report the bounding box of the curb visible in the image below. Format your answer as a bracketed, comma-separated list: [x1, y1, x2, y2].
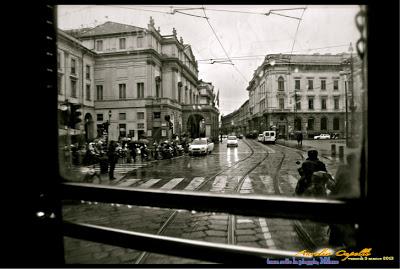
[276, 141, 340, 162]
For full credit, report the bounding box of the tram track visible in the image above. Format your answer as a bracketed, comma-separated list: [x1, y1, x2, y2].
[133, 139, 320, 264]
[269, 143, 317, 250]
[133, 138, 259, 264]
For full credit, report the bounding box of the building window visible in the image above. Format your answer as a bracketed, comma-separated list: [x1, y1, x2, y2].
[333, 80, 339, 90]
[178, 85, 182, 102]
[57, 52, 61, 69]
[119, 38, 126, 49]
[278, 77, 284, 91]
[333, 118, 340, 130]
[119, 84, 126, 99]
[119, 113, 126, 120]
[71, 59, 76, 74]
[307, 118, 314, 130]
[279, 98, 284, 109]
[71, 79, 77, 98]
[137, 36, 143, 48]
[156, 82, 161, 98]
[58, 75, 62, 95]
[295, 79, 300, 90]
[97, 114, 103, 121]
[321, 80, 326, 90]
[154, 112, 161, 119]
[96, 85, 103, 101]
[308, 79, 313, 90]
[137, 123, 145, 129]
[321, 98, 327, 110]
[308, 98, 314, 110]
[321, 117, 327, 130]
[86, 84, 91, 101]
[86, 65, 90, 79]
[137, 83, 144, 98]
[96, 40, 103, 51]
[119, 124, 126, 137]
[295, 96, 301, 110]
[137, 112, 144, 120]
[334, 97, 340, 110]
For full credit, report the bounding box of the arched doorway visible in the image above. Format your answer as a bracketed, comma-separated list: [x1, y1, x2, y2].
[187, 114, 205, 139]
[84, 113, 94, 142]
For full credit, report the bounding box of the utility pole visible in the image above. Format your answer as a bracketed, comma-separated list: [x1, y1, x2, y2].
[349, 42, 356, 147]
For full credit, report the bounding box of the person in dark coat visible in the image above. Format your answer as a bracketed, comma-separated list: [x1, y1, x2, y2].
[107, 141, 119, 180]
[295, 150, 327, 195]
[296, 132, 303, 146]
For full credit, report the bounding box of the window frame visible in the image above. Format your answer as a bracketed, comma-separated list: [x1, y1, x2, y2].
[308, 97, 314, 110]
[96, 40, 103, 51]
[119, 113, 126, 121]
[137, 82, 144, 98]
[119, 38, 126, 50]
[119, 83, 126, 100]
[96, 114, 104, 122]
[85, 84, 91, 101]
[96, 85, 103, 101]
[137, 112, 145, 120]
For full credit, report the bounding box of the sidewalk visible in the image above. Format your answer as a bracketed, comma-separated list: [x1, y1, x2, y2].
[276, 139, 360, 161]
[62, 164, 126, 185]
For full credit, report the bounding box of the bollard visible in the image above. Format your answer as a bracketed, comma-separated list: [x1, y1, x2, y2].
[339, 145, 344, 159]
[331, 144, 336, 156]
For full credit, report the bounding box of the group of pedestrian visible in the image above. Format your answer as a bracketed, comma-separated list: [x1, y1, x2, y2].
[295, 148, 359, 248]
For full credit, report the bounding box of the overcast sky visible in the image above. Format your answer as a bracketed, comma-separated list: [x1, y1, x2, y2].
[57, 5, 360, 116]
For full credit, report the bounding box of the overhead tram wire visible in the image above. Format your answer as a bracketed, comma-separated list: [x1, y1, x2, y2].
[196, 44, 350, 63]
[201, 6, 248, 83]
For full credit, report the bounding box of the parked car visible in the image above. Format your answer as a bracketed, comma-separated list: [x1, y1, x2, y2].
[314, 133, 331, 140]
[262, 131, 276, 144]
[238, 134, 244, 139]
[258, 134, 264, 142]
[227, 135, 239, 147]
[188, 138, 214, 155]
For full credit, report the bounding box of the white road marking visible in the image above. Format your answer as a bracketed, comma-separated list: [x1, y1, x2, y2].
[137, 178, 161, 188]
[210, 176, 228, 192]
[259, 175, 275, 194]
[240, 176, 254, 193]
[237, 218, 254, 224]
[184, 177, 205, 191]
[117, 178, 141, 187]
[160, 178, 185, 190]
[259, 218, 276, 248]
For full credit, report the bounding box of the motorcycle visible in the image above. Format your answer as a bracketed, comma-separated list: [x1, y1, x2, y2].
[295, 160, 335, 196]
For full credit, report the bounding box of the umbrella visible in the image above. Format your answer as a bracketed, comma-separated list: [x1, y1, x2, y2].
[139, 138, 150, 144]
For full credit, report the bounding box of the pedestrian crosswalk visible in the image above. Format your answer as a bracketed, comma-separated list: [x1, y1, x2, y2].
[114, 174, 299, 194]
[71, 163, 149, 174]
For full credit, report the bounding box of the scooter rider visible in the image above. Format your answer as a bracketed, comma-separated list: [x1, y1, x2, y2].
[295, 149, 328, 195]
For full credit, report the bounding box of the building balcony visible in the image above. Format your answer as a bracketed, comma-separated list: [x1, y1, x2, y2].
[181, 104, 219, 113]
[271, 108, 292, 113]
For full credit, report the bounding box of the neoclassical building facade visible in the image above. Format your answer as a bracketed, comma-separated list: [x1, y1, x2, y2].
[58, 18, 219, 143]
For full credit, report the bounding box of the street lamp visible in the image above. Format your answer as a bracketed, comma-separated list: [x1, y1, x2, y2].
[107, 110, 112, 144]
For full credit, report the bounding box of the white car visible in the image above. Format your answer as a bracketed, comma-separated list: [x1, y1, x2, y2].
[262, 131, 276, 144]
[227, 135, 239, 147]
[314, 133, 331, 140]
[188, 138, 214, 155]
[258, 134, 264, 142]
